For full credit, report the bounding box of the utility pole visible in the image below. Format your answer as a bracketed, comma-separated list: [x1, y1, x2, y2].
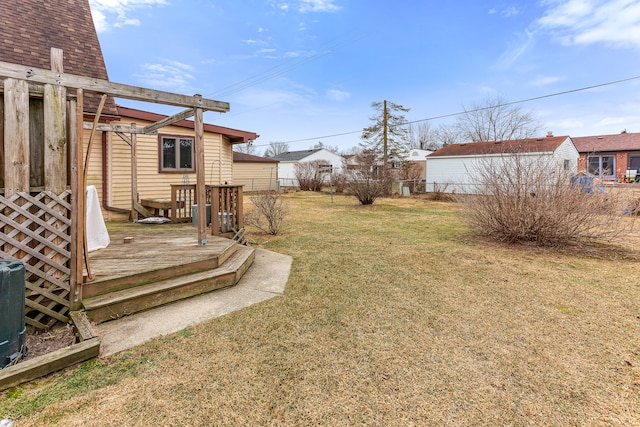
[383, 99, 388, 169]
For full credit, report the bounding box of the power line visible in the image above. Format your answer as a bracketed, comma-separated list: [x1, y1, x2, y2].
[248, 74, 640, 147]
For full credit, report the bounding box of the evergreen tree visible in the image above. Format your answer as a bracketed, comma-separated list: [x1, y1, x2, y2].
[360, 100, 410, 166]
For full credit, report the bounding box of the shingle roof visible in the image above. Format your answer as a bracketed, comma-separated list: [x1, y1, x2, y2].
[429, 136, 571, 157]
[271, 149, 323, 162]
[233, 152, 278, 163]
[117, 106, 259, 143]
[0, 0, 117, 115]
[572, 133, 640, 153]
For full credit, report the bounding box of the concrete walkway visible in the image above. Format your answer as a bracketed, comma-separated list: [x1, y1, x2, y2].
[96, 248, 292, 357]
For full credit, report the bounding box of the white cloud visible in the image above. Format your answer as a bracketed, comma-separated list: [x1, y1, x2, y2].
[538, 0, 640, 48]
[327, 89, 350, 101]
[135, 60, 195, 92]
[89, 0, 168, 32]
[298, 0, 341, 13]
[91, 9, 108, 33]
[488, 6, 519, 17]
[596, 116, 625, 126]
[493, 29, 535, 70]
[502, 6, 520, 17]
[529, 75, 563, 87]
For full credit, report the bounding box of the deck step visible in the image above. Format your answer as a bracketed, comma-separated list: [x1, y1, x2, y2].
[82, 239, 238, 299]
[83, 245, 255, 324]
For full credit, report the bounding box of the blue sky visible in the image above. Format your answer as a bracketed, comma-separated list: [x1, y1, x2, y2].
[89, 0, 640, 152]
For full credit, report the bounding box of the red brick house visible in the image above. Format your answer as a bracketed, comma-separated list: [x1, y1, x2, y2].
[572, 133, 640, 180]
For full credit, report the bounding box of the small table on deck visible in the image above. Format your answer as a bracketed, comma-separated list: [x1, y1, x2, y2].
[140, 198, 185, 220]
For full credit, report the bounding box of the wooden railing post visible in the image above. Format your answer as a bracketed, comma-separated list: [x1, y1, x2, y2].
[211, 186, 220, 236]
[208, 185, 243, 236]
[236, 185, 244, 230]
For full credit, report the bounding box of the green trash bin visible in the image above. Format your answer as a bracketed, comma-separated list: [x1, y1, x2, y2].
[0, 259, 27, 368]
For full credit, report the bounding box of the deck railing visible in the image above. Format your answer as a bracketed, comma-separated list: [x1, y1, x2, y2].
[170, 184, 243, 235]
[210, 185, 244, 236]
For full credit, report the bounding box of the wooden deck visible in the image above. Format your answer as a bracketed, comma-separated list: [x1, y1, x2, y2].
[86, 223, 234, 283]
[81, 223, 254, 323]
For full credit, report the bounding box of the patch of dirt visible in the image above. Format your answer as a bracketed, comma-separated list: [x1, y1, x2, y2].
[20, 324, 77, 363]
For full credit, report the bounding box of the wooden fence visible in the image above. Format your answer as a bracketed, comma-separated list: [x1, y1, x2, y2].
[0, 191, 72, 329]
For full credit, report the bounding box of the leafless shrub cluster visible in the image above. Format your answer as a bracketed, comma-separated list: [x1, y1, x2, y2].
[294, 161, 324, 191]
[344, 149, 392, 205]
[331, 172, 348, 194]
[462, 153, 634, 246]
[427, 182, 455, 201]
[347, 171, 392, 205]
[245, 191, 288, 235]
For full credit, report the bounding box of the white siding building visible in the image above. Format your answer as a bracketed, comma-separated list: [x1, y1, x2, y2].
[272, 148, 345, 187]
[425, 135, 579, 194]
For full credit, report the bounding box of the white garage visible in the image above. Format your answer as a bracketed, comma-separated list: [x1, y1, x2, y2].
[425, 135, 579, 194]
[271, 148, 345, 187]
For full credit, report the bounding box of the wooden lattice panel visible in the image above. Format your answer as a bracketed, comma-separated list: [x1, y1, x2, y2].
[0, 191, 72, 329]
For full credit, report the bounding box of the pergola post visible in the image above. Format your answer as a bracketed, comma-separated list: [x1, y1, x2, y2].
[194, 99, 207, 245]
[130, 123, 138, 221]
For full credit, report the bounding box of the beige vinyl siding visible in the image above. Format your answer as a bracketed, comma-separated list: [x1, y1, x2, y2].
[87, 115, 235, 220]
[83, 128, 104, 204]
[233, 162, 278, 192]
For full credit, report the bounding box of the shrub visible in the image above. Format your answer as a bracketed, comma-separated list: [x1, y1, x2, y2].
[330, 172, 348, 194]
[461, 152, 633, 246]
[347, 171, 392, 205]
[245, 191, 288, 235]
[294, 161, 324, 191]
[427, 182, 454, 201]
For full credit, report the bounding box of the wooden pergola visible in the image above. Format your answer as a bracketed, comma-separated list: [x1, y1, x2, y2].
[0, 48, 233, 324]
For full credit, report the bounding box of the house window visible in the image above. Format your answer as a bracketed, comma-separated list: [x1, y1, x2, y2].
[587, 155, 615, 178]
[160, 135, 194, 172]
[563, 159, 570, 170]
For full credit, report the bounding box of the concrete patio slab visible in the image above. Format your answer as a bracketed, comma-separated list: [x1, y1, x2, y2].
[96, 248, 292, 357]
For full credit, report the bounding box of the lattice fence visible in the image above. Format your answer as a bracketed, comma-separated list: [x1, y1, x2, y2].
[0, 190, 72, 329]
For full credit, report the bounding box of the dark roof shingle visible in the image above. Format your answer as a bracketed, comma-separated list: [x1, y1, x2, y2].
[271, 149, 323, 162]
[572, 133, 640, 153]
[0, 0, 117, 115]
[233, 152, 278, 163]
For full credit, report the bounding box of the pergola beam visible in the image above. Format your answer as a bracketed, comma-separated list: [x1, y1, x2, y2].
[0, 60, 229, 112]
[142, 108, 195, 135]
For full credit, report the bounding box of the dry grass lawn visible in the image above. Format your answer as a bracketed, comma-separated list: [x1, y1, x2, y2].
[1, 191, 639, 426]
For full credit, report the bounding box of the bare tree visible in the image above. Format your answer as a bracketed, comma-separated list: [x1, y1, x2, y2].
[233, 141, 259, 155]
[361, 100, 410, 166]
[407, 122, 440, 150]
[263, 141, 290, 158]
[433, 123, 463, 147]
[455, 95, 539, 142]
[310, 141, 342, 154]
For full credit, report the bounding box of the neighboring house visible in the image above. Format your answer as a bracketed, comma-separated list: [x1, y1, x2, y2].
[97, 107, 258, 221]
[405, 148, 434, 180]
[271, 148, 345, 187]
[232, 152, 279, 192]
[425, 135, 579, 194]
[572, 132, 640, 181]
